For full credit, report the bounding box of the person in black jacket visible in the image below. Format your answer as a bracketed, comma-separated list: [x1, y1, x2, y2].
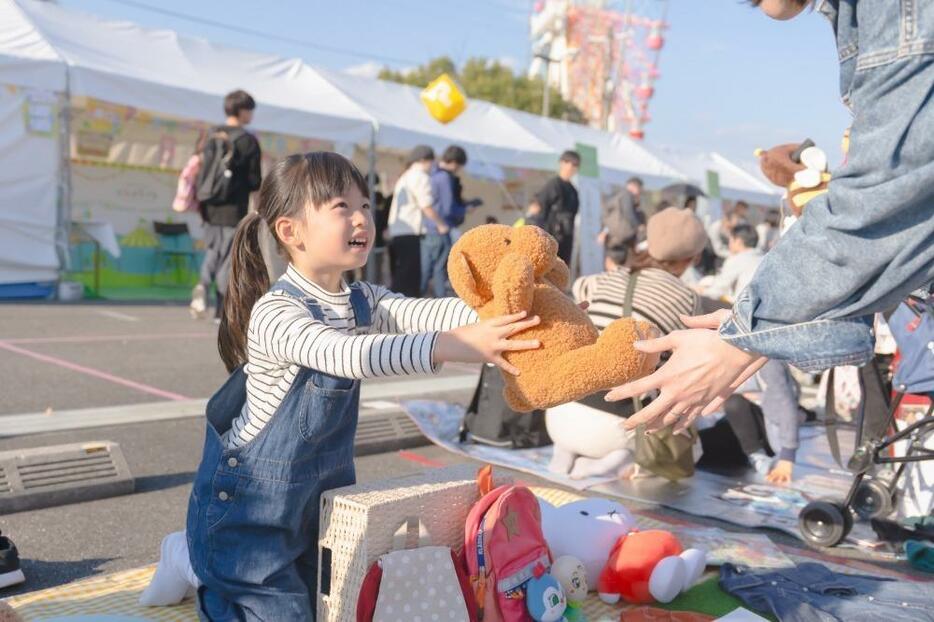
[191, 89, 262, 321]
[526, 150, 580, 265]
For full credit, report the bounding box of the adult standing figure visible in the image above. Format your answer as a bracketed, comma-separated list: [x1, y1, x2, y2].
[599, 176, 645, 270]
[527, 150, 581, 265]
[422, 145, 483, 297]
[190, 89, 262, 321]
[387, 146, 445, 296]
[607, 0, 934, 437]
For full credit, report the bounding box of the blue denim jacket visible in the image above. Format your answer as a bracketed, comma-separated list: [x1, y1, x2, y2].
[719, 0, 934, 372]
[720, 562, 934, 622]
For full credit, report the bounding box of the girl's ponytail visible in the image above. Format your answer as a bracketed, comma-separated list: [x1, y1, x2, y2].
[218, 211, 268, 372]
[216, 151, 369, 372]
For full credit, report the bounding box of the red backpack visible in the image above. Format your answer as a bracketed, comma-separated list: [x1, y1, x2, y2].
[464, 466, 553, 621]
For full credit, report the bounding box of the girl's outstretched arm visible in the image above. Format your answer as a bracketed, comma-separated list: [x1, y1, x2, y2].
[364, 282, 478, 334]
[250, 296, 440, 379]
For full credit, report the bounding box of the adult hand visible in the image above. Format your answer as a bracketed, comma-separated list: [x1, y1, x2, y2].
[606, 321, 766, 432]
[437, 222, 450, 235]
[766, 460, 794, 485]
[682, 309, 731, 330]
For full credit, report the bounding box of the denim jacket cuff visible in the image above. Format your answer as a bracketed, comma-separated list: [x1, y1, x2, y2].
[718, 291, 875, 373]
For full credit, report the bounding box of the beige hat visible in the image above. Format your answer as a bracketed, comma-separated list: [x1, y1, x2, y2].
[647, 207, 708, 261]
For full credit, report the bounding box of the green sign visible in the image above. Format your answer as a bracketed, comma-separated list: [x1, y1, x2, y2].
[575, 142, 599, 178]
[706, 170, 721, 199]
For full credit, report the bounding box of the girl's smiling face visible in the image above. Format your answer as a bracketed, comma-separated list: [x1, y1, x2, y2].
[275, 182, 375, 287]
[303, 184, 374, 272]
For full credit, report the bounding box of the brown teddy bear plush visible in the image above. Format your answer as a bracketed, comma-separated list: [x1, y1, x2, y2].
[448, 224, 658, 412]
[755, 139, 831, 216]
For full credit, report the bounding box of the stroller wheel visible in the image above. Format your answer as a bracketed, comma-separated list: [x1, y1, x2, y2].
[853, 478, 894, 520]
[799, 501, 852, 547]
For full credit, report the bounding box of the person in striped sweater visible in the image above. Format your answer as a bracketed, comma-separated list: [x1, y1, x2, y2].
[141, 152, 540, 618]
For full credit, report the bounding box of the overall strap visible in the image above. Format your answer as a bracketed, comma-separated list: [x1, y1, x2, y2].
[622, 269, 643, 412]
[622, 269, 640, 318]
[270, 279, 326, 322]
[348, 282, 372, 328]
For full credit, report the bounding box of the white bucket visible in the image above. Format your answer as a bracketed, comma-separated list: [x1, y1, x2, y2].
[57, 280, 84, 301]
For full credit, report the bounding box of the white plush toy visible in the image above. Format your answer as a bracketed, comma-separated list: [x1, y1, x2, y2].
[539, 497, 637, 588]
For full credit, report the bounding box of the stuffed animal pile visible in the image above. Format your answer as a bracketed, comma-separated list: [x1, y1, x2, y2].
[540, 497, 707, 607]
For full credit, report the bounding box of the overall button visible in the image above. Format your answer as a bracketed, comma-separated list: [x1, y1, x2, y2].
[227, 457, 238, 468]
[218, 491, 229, 501]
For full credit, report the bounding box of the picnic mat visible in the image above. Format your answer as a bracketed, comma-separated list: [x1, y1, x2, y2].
[5, 485, 915, 622]
[404, 400, 889, 551]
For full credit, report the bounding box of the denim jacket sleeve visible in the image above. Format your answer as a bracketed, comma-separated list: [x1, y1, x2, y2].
[719, 1, 934, 372]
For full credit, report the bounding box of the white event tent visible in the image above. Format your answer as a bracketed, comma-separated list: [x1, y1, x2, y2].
[1, 0, 713, 293]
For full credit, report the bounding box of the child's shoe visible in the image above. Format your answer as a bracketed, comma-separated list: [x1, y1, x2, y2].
[0, 530, 25, 589]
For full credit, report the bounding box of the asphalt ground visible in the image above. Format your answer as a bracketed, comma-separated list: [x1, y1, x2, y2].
[0, 302, 479, 417]
[0, 302, 926, 599]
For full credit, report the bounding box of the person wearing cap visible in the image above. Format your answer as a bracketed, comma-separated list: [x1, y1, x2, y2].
[576, 207, 707, 337]
[546, 208, 706, 480]
[386, 145, 445, 297]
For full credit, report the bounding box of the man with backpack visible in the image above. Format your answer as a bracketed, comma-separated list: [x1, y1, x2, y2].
[190, 89, 262, 321]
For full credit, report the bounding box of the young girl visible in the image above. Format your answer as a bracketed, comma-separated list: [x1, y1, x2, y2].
[142, 152, 541, 619]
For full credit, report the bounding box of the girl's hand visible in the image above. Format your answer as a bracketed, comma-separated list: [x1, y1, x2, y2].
[434, 311, 541, 375]
[606, 327, 766, 432]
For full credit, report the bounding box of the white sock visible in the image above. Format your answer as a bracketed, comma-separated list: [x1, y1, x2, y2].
[139, 531, 200, 606]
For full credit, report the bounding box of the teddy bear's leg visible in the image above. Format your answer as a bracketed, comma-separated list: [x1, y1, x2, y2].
[503, 381, 537, 414]
[568, 448, 633, 480]
[531, 318, 656, 408]
[548, 445, 577, 475]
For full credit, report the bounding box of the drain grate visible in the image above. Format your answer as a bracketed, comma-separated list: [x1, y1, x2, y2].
[354, 410, 426, 456]
[0, 441, 134, 514]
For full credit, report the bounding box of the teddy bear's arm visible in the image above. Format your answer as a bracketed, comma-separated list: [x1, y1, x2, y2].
[492, 253, 535, 317]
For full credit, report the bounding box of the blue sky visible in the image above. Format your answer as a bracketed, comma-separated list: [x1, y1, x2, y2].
[58, 0, 851, 169]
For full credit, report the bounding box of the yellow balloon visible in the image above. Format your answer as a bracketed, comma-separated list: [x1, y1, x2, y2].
[420, 73, 467, 124]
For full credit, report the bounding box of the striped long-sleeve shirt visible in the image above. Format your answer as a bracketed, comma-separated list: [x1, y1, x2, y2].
[227, 265, 478, 448]
[572, 266, 701, 336]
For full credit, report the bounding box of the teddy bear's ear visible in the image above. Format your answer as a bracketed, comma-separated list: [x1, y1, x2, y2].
[449, 252, 488, 309]
[544, 258, 570, 291]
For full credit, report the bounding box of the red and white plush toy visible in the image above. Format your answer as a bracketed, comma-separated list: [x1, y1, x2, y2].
[597, 530, 706, 605]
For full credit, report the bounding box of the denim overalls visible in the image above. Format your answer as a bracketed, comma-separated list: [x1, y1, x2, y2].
[187, 279, 370, 621]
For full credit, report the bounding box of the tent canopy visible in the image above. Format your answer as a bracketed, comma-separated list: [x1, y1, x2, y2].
[319, 68, 558, 172]
[6, 0, 375, 143]
[651, 146, 781, 206]
[0, 0, 65, 91]
[493, 105, 683, 189]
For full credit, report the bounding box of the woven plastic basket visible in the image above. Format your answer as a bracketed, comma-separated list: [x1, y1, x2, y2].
[317, 464, 499, 622]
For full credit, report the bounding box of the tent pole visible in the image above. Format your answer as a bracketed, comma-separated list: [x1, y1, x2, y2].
[365, 124, 378, 283]
[54, 67, 73, 298]
[367, 124, 376, 212]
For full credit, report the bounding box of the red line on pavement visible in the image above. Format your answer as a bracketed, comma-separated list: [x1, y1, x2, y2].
[0, 341, 192, 402]
[3, 332, 214, 345]
[397, 450, 444, 467]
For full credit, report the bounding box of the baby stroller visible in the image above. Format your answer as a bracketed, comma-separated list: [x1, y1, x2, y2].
[799, 291, 934, 547]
